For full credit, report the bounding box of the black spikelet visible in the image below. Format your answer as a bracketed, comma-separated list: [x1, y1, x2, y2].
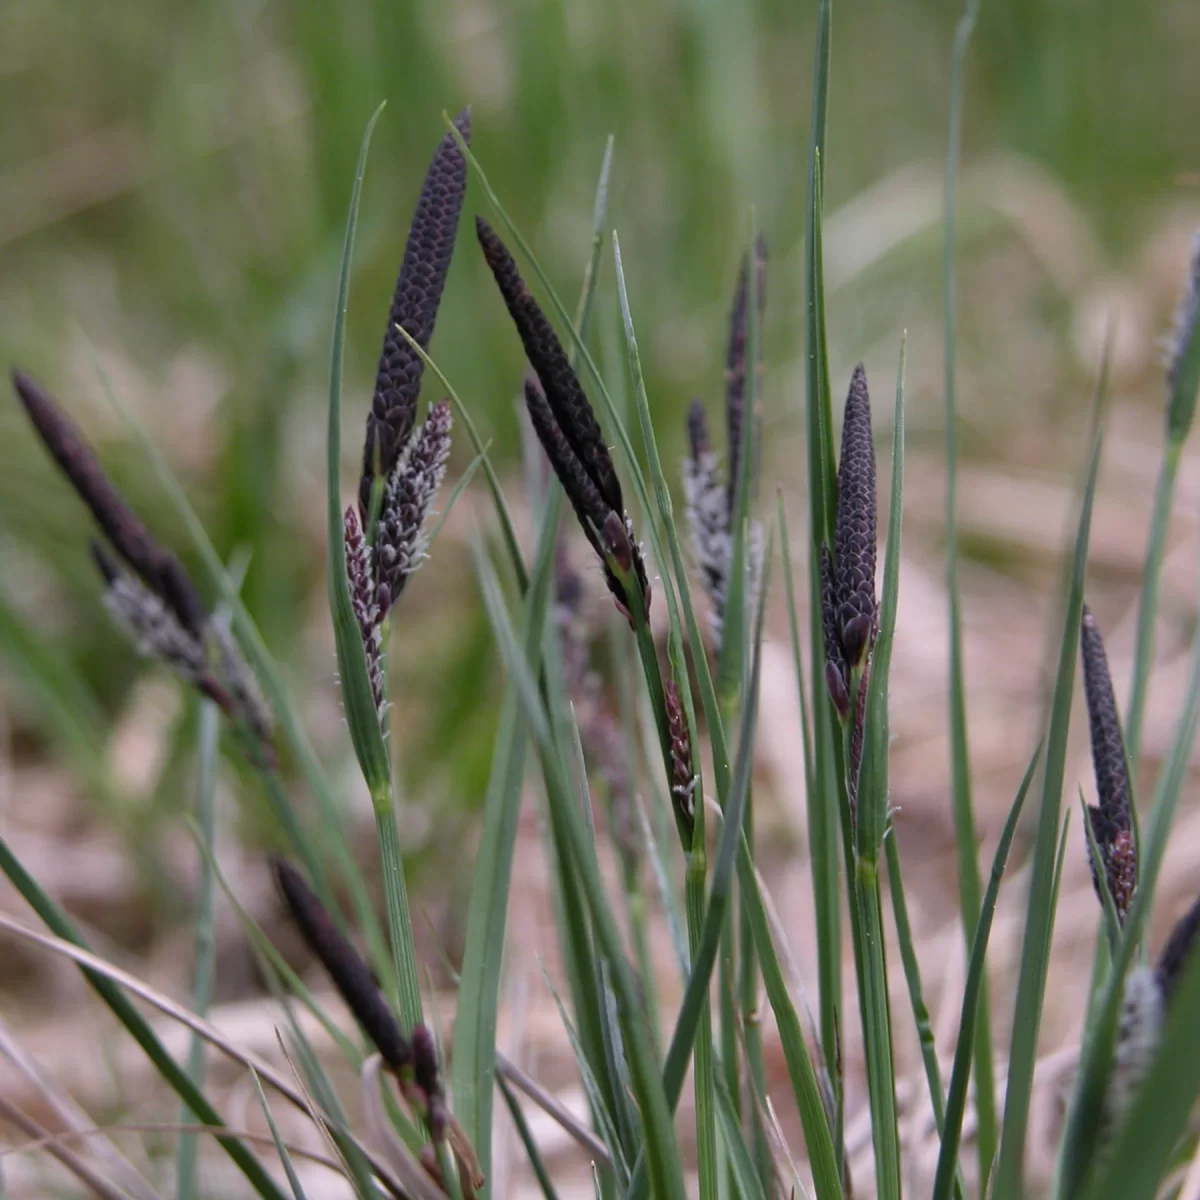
[820, 544, 850, 720]
[725, 234, 767, 514]
[12, 369, 207, 636]
[476, 217, 623, 515]
[1157, 890, 1200, 1004]
[270, 856, 412, 1072]
[359, 109, 470, 519]
[832, 363, 877, 667]
[1081, 605, 1137, 923]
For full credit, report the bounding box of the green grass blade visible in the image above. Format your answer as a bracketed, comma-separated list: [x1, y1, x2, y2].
[453, 492, 558, 1189]
[475, 551, 684, 1199]
[497, 1073, 563, 1200]
[250, 1070, 310, 1200]
[884, 830, 948, 1140]
[324, 101, 391, 802]
[803, 0, 841, 1071]
[1126, 449, 1178, 764]
[0, 837, 288, 1200]
[1130, 240, 1200, 758]
[933, 744, 1040, 1200]
[993, 422, 1104, 1200]
[943, 0, 996, 1175]
[176, 696, 221, 1200]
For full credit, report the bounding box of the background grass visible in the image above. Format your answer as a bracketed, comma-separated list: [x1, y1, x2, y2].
[2, 2, 1200, 1192]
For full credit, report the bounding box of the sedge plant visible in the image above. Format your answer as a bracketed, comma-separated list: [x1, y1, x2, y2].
[5, 3, 1200, 1198]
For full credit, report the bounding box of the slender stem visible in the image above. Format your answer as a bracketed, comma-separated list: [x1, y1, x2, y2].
[1126, 442, 1181, 765]
[374, 807, 424, 1034]
[855, 855, 902, 1200]
[177, 700, 220, 1200]
[943, 0, 997, 1175]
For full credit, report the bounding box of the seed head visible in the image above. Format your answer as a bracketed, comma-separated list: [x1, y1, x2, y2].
[1081, 605, 1136, 923]
[725, 234, 767, 514]
[1157, 889, 1200, 1004]
[270, 856, 412, 1072]
[411, 1023, 447, 1141]
[345, 506, 385, 721]
[209, 621, 274, 744]
[665, 679, 696, 841]
[820, 544, 850, 720]
[13, 369, 207, 636]
[682, 399, 730, 639]
[1103, 966, 1165, 1144]
[97, 543, 208, 685]
[476, 217, 623, 515]
[359, 109, 470, 520]
[1166, 230, 1200, 444]
[522, 377, 648, 622]
[832, 364, 877, 667]
[373, 400, 452, 618]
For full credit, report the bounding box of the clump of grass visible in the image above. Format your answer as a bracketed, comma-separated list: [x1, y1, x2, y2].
[6, 10, 1200, 1200]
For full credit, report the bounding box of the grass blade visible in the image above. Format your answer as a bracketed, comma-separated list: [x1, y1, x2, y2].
[933, 744, 1041, 1200]
[993, 413, 1104, 1200]
[943, 0, 996, 1175]
[803, 0, 842, 1076]
[250, 1070, 310, 1200]
[176, 696, 221, 1200]
[452, 494, 558, 1188]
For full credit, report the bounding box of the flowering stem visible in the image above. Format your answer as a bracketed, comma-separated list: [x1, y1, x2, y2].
[1126, 440, 1181, 767]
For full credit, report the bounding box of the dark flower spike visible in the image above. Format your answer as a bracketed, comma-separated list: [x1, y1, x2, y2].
[344, 507, 385, 721]
[1081, 605, 1137, 923]
[411, 1024, 447, 1142]
[270, 855, 413, 1073]
[523, 377, 648, 620]
[359, 108, 470, 521]
[665, 679, 697, 840]
[819, 544, 850, 721]
[682, 399, 731, 640]
[374, 399, 453, 618]
[13, 369, 206, 636]
[1156, 889, 1200, 1004]
[833, 364, 877, 668]
[476, 217, 623, 516]
[725, 234, 767, 514]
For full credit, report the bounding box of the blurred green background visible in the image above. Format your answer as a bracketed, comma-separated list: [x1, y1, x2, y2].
[1, 0, 1197, 913]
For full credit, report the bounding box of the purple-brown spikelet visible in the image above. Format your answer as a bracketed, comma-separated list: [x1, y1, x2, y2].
[476, 218, 622, 515]
[725, 235, 767, 513]
[270, 855, 413, 1072]
[820, 544, 850, 720]
[1167, 232, 1200, 400]
[1081, 605, 1136, 923]
[833, 364, 877, 668]
[411, 1024, 447, 1141]
[13, 369, 207, 636]
[521, 372, 649, 622]
[682, 399, 731, 639]
[344, 507, 385, 719]
[665, 679, 696, 839]
[374, 400, 452, 617]
[359, 109, 470, 521]
[1156, 890, 1200, 1004]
